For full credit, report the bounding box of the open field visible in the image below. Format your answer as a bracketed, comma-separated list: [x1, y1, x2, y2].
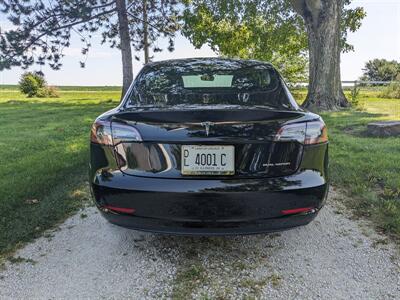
[0, 86, 399, 256]
[0, 84, 121, 91]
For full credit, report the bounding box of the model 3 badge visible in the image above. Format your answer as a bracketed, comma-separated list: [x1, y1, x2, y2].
[200, 121, 214, 136]
[263, 162, 291, 167]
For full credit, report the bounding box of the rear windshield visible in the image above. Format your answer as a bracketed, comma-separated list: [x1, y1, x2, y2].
[127, 60, 291, 109]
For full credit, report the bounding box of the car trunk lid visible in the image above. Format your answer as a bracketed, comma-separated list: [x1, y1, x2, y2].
[111, 107, 307, 179]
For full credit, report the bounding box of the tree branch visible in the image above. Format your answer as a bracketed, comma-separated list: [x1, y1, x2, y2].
[27, 1, 115, 34]
[290, 0, 306, 17]
[5, 7, 117, 60]
[305, 0, 322, 25]
[126, 11, 165, 33]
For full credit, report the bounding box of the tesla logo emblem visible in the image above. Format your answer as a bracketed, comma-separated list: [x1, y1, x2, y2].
[202, 94, 211, 104]
[200, 121, 214, 136]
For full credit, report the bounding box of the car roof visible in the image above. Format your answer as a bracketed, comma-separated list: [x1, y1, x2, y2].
[144, 57, 274, 71]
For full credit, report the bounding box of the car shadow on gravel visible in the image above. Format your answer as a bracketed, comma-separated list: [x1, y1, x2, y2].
[126, 230, 281, 298]
[156, 234, 281, 298]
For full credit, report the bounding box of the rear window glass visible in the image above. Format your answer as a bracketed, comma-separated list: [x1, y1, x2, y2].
[182, 75, 234, 88]
[127, 60, 292, 109]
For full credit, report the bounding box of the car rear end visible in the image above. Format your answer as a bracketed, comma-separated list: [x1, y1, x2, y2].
[89, 58, 329, 235]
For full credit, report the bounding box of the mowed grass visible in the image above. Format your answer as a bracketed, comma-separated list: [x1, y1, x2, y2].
[0, 87, 120, 255]
[294, 89, 400, 238]
[0, 86, 399, 256]
[322, 95, 400, 239]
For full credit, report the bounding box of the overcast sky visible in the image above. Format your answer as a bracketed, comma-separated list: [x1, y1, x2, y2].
[1, 0, 399, 86]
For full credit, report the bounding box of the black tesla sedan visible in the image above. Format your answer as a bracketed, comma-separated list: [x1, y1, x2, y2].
[89, 58, 329, 235]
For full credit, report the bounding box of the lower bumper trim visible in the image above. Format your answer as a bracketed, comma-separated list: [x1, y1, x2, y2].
[100, 210, 318, 236]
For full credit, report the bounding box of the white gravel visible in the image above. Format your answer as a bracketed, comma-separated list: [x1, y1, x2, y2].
[0, 188, 399, 299]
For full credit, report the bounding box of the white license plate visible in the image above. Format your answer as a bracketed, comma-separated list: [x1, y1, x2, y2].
[181, 145, 235, 175]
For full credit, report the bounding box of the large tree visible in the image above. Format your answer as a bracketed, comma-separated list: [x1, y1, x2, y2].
[0, 0, 179, 97]
[290, 0, 363, 111]
[183, 0, 365, 111]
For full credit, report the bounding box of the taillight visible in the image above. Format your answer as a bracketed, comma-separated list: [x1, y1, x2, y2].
[275, 120, 328, 145]
[275, 123, 307, 143]
[90, 120, 142, 145]
[111, 122, 142, 144]
[305, 121, 328, 145]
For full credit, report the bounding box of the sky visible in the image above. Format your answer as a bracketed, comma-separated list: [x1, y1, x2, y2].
[0, 0, 399, 86]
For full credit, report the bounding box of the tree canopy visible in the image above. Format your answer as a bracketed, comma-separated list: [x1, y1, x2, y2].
[182, 0, 365, 84]
[182, 0, 308, 83]
[0, 0, 179, 71]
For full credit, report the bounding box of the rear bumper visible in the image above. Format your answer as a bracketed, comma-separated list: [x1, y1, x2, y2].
[90, 170, 328, 235]
[99, 207, 318, 235]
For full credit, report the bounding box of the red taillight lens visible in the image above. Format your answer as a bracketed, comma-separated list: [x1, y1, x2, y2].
[90, 120, 112, 145]
[275, 120, 328, 145]
[90, 120, 142, 145]
[281, 207, 315, 215]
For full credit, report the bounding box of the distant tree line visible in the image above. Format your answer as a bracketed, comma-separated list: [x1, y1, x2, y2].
[360, 59, 400, 82]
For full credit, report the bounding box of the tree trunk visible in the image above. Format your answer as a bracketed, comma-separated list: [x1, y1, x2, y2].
[116, 0, 133, 99]
[291, 0, 349, 112]
[142, 0, 150, 64]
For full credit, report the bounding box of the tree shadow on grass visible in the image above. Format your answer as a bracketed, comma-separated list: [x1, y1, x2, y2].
[2, 98, 116, 107]
[321, 110, 397, 138]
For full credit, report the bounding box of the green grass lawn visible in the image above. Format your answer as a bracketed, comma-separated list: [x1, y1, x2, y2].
[322, 95, 400, 239]
[0, 86, 399, 256]
[0, 88, 121, 255]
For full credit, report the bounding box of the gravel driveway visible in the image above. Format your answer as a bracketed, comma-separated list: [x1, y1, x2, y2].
[1, 188, 399, 299]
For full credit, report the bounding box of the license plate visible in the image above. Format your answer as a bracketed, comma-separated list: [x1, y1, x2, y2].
[181, 145, 235, 175]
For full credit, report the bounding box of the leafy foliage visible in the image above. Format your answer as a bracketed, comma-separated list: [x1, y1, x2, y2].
[182, 0, 365, 83]
[350, 84, 361, 107]
[341, 0, 366, 52]
[361, 59, 400, 82]
[182, 0, 308, 83]
[36, 86, 60, 98]
[19, 71, 46, 97]
[18, 71, 59, 97]
[0, 0, 179, 70]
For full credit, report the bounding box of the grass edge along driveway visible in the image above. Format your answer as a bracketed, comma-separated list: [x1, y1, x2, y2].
[0, 88, 120, 257]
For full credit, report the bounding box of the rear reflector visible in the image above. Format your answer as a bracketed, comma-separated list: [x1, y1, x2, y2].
[104, 205, 135, 214]
[281, 207, 315, 215]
